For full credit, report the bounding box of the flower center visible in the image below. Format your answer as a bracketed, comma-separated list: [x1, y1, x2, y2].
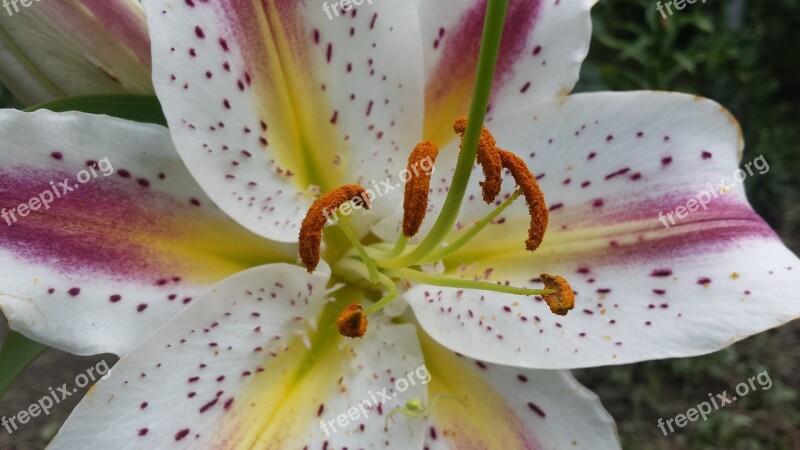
[298, 118, 575, 338]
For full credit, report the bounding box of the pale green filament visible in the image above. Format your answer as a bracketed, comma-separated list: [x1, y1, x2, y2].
[362, 280, 398, 316]
[420, 189, 522, 264]
[335, 214, 380, 283]
[334, 258, 398, 316]
[379, 235, 409, 260]
[384, 268, 554, 297]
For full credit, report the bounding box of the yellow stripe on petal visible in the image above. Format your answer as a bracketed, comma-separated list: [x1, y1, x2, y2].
[222, 0, 347, 192]
[421, 335, 540, 449]
[140, 212, 296, 285]
[425, 80, 474, 147]
[215, 338, 339, 448]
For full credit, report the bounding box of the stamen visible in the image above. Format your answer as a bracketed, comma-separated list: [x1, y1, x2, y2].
[403, 141, 440, 238]
[540, 274, 575, 316]
[299, 184, 370, 273]
[378, 0, 510, 269]
[337, 303, 368, 338]
[497, 149, 548, 251]
[385, 268, 555, 297]
[454, 117, 502, 204]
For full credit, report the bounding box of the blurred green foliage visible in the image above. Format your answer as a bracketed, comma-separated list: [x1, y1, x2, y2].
[0, 83, 21, 110]
[575, 1, 800, 449]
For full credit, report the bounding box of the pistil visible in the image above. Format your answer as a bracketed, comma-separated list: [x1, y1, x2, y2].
[378, 0, 511, 268]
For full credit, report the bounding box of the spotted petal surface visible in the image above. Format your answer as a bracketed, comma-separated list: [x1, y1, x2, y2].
[399, 91, 800, 369]
[0, 110, 292, 356]
[417, 0, 594, 145]
[142, 0, 425, 241]
[49, 263, 430, 449]
[0, 0, 153, 105]
[420, 336, 619, 449]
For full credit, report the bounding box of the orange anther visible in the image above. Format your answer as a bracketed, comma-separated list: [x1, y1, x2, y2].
[299, 185, 370, 273]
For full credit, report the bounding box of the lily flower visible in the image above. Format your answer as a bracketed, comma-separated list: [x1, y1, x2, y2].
[0, 0, 153, 105]
[0, 0, 797, 448]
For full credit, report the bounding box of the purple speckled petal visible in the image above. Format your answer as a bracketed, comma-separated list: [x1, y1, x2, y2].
[141, 0, 425, 242]
[417, 0, 593, 145]
[0, 110, 293, 356]
[0, 0, 153, 105]
[394, 91, 800, 369]
[419, 338, 619, 449]
[49, 263, 429, 449]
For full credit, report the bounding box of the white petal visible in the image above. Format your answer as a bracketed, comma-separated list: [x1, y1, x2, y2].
[402, 92, 800, 368]
[0, 109, 292, 356]
[141, 0, 425, 241]
[417, 0, 594, 145]
[0, 0, 153, 105]
[49, 263, 429, 449]
[419, 337, 619, 449]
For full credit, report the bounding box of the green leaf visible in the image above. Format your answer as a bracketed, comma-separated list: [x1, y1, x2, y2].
[24, 94, 167, 126]
[0, 331, 47, 399]
[673, 51, 698, 74]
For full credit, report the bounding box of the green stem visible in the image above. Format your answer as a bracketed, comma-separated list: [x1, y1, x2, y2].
[421, 189, 522, 264]
[335, 215, 380, 283]
[385, 268, 554, 297]
[379, 0, 510, 269]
